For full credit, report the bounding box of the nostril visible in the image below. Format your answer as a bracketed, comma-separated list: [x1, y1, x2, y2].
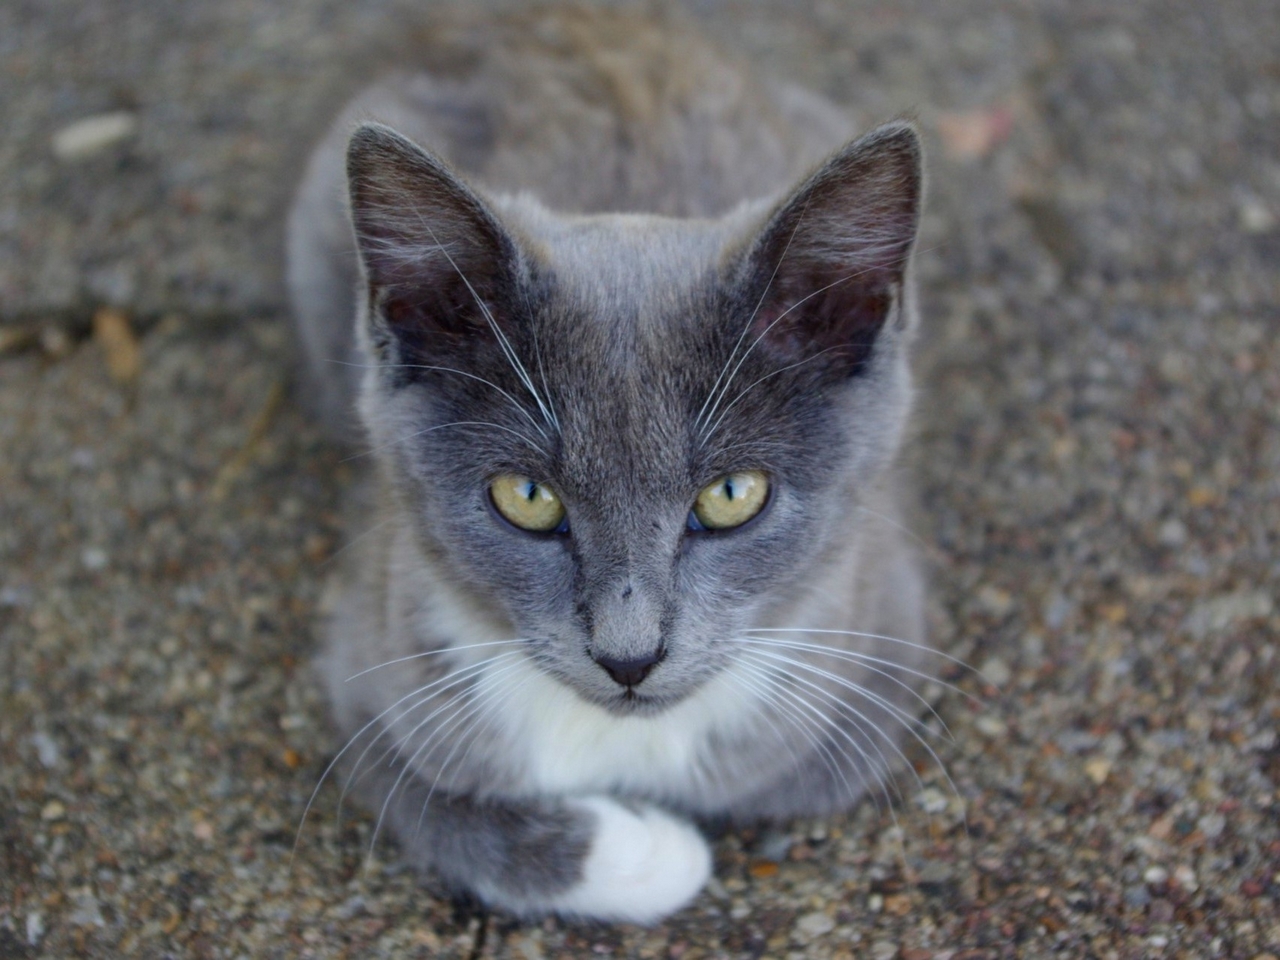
[594, 649, 663, 688]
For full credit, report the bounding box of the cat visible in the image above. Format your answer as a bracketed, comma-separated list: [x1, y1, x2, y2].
[286, 6, 929, 924]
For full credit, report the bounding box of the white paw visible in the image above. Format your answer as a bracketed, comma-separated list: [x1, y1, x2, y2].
[550, 796, 712, 924]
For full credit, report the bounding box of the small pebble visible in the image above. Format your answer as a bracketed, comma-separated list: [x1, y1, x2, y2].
[1144, 865, 1169, 886]
[870, 940, 899, 960]
[1197, 812, 1226, 839]
[30, 732, 59, 768]
[795, 910, 835, 939]
[40, 800, 66, 821]
[1238, 198, 1277, 234]
[979, 657, 1012, 688]
[25, 913, 44, 946]
[1083, 756, 1112, 785]
[976, 715, 1007, 737]
[81, 547, 108, 571]
[51, 111, 138, 161]
[1157, 518, 1188, 546]
[916, 787, 949, 814]
[977, 587, 1014, 618]
[1125, 885, 1152, 908]
[1173, 865, 1197, 892]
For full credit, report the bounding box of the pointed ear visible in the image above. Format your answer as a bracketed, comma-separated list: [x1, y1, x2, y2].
[346, 123, 518, 359]
[736, 122, 922, 377]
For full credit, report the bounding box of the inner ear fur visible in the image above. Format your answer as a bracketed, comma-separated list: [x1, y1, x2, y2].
[738, 122, 923, 377]
[347, 123, 519, 355]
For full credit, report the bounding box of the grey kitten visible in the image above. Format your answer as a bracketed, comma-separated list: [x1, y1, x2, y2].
[287, 8, 928, 924]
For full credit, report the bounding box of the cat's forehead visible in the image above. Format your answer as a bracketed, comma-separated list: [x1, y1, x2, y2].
[498, 198, 753, 327]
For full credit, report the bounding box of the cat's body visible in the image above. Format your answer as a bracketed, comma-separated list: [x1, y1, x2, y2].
[287, 7, 929, 923]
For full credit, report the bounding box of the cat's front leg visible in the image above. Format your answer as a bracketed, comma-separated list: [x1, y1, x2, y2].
[367, 764, 711, 922]
[543, 796, 713, 922]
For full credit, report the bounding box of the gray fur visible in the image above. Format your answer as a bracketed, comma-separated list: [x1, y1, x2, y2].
[289, 7, 930, 921]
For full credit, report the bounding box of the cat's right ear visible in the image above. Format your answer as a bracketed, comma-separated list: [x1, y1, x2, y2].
[733, 122, 923, 379]
[346, 123, 518, 359]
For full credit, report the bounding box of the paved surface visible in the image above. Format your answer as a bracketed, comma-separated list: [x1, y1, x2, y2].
[2, 1, 1278, 958]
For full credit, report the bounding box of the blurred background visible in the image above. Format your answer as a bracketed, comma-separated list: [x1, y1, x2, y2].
[1, 1, 1278, 958]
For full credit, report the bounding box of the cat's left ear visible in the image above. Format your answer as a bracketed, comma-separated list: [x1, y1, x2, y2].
[735, 122, 922, 377]
[346, 123, 521, 361]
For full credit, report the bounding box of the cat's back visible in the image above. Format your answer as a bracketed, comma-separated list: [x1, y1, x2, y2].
[347, 7, 851, 216]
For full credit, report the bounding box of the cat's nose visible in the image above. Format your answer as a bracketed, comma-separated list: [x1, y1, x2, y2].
[594, 649, 663, 688]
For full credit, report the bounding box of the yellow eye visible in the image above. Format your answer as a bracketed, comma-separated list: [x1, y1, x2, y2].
[489, 474, 567, 532]
[691, 470, 769, 530]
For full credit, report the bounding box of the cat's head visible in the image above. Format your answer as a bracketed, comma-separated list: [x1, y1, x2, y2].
[344, 122, 922, 715]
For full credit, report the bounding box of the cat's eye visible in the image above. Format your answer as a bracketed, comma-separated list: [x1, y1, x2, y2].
[489, 473, 568, 533]
[689, 470, 769, 531]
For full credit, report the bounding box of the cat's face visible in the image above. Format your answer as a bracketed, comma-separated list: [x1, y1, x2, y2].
[346, 124, 921, 715]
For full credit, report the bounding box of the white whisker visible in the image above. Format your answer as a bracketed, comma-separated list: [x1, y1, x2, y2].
[369, 657, 529, 857]
[343, 419, 548, 464]
[330, 359, 549, 441]
[693, 199, 811, 437]
[291, 648, 522, 862]
[728, 635, 962, 735]
[698, 257, 904, 447]
[737, 646, 966, 825]
[410, 215, 559, 435]
[855, 504, 930, 551]
[732, 664, 857, 802]
[420, 670, 538, 823]
[737, 658, 894, 814]
[741, 627, 987, 693]
[318, 515, 396, 570]
[345, 639, 525, 682]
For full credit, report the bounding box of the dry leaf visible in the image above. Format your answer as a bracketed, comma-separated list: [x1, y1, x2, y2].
[937, 106, 1014, 160]
[93, 307, 141, 385]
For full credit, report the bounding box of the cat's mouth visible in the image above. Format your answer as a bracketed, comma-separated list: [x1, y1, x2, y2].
[599, 685, 680, 717]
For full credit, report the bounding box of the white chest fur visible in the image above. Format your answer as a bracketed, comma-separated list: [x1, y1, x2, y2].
[492, 658, 762, 802]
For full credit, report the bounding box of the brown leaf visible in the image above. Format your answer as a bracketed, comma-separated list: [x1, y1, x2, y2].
[93, 307, 141, 385]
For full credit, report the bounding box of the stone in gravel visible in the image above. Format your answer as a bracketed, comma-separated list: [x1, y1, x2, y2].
[1238, 197, 1277, 234]
[51, 111, 138, 161]
[1197, 812, 1226, 839]
[754, 827, 794, 862]
[976, 715, 1008, 737]
[66, 891, 105, 928]
[25, 913, 43, 947]
[1124, 886, 1152, 908]
[30, 732, 59, 768]
[795, 911, 836, 940]
[869, 940, 899, 960]
[979, 657, 1012, 687]
[1173, 865, 1198, 892]
[40, 800, 65, 821]
[916, 787, 950, 814]
[1083, 756, 1112, 785]
[80, 547, 108, 571]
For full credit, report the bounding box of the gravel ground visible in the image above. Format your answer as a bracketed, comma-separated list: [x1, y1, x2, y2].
[2, 1, 1279, 958]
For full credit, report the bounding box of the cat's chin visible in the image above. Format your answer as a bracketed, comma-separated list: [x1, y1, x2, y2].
[589, 686, 683, 719]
